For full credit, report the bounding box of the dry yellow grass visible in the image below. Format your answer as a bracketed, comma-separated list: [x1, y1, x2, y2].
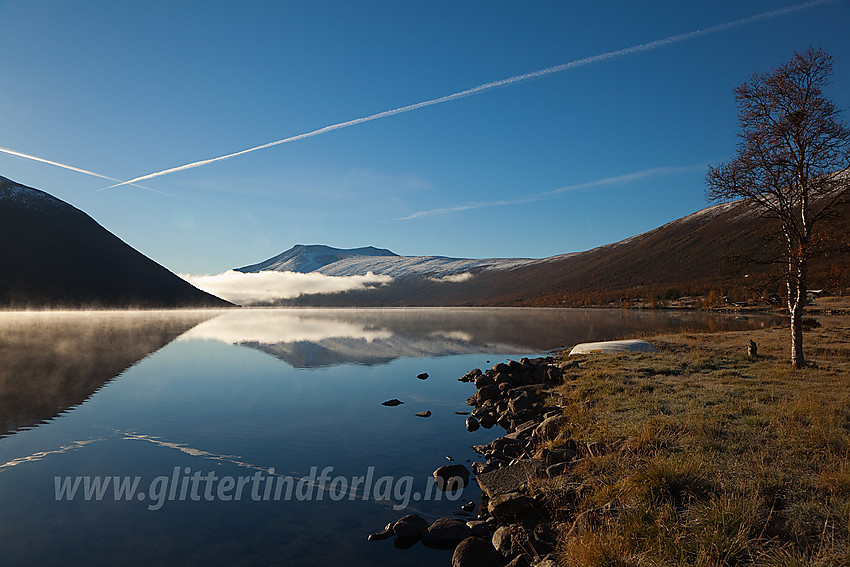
[540, 317, 850, 566]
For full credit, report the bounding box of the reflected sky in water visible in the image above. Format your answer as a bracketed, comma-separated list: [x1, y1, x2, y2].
[0, 308, 779, 566]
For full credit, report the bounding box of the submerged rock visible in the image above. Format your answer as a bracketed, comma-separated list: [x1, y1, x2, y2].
[417, 372, 430, 380]
[382, 399, 404, 406]
[434, 464, 471, 490]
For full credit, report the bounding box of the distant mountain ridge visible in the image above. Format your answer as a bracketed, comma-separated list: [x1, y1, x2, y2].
[0, 175, 232, 309]
[238, 244, 399, 273]
[238, 244, 536, 279]
[239, 196, 849, 307]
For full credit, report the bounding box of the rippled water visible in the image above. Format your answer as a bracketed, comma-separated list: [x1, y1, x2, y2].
[0, 308, 778, 566]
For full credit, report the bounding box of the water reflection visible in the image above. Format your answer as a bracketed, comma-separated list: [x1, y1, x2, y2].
[0, 307, 784, 567]
[180, 308, 781, 368]
[0, 310, 220, 437]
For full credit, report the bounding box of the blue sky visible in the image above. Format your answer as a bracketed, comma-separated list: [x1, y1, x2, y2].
[1, 0, 849, 274]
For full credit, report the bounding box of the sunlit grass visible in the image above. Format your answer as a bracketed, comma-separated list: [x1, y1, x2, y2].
[540, 320, 850, 566]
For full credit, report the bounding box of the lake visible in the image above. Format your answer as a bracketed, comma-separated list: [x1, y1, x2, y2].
[0, 308, 778, 566]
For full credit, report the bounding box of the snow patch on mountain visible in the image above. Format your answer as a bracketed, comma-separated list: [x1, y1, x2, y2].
[239, 245, 536, 279]
[0, 176, 64, 209]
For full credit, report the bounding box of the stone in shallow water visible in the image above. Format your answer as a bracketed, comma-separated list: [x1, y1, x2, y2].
[367, 522, 394, 541]
[382, 399, 404, 406]
[392, 514, 429, 539]
[433, 464, 470, 490]
[416, 410, 432, 417]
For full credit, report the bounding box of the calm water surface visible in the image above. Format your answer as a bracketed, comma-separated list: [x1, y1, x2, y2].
[0, 308, 778, 566]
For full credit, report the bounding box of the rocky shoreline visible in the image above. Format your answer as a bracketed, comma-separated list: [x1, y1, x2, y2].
[371, 356, 580, 566]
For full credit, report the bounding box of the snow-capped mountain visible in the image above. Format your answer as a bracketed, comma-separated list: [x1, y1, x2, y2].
[237, 244, 536, 279]
[230, 192, 850, 307]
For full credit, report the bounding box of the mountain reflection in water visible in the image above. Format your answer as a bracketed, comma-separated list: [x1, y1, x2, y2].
[179, 308, 780, 368]
[0, 310, 220, 437]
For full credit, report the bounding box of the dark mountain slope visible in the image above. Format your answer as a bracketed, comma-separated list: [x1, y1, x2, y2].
[0, 176, 231, 308]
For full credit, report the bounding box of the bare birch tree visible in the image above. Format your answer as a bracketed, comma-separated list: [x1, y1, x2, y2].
[706, 47, 850, 368]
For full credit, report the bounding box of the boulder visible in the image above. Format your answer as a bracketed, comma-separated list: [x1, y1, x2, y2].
[382, 399, 404, 406]
[434, 464, 470, 490]
[534, 415, 569, 441]
[416, 410, 432, 418]
[492, 525, 524, 558]
[488, 491, 534, 518]
[506, 555, 532, 567]
[477, 384, 501, 403]
[476, 460, 544, 499]
[422, 518, 473, 549]
[392, 514, 429, 539]
[367, 522, 394, 541]
[513, 420, 539, 438]
[466, 416, 480, 432]
[417, 372, 429, 380]
[479, 412, 497, 429]
[466, 520, 490, 537]
[494, 373, 512, 387]
[471, 462, 491, 475]
[451, 536, 502, 567]
[474, 373, 495, 389]
[461, 368, 483, 382]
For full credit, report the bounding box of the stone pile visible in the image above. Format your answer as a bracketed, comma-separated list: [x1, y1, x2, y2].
[371, 357, 588, 567]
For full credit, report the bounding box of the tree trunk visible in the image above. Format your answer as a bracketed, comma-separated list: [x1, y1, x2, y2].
[788, 259, 807, 369]
[789, 301, 805, 368]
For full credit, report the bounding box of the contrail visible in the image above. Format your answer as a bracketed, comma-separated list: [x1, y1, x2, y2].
[396, 164, 706, 220]
[0, 145, 185, 199]
[0, 145, 119, 182]
[102, 0, 834, 190]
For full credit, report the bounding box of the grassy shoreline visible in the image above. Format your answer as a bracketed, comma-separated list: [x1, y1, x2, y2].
[541, 317, 850, 565]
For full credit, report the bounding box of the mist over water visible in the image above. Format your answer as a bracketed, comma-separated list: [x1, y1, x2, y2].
[0, 308, 779, 566]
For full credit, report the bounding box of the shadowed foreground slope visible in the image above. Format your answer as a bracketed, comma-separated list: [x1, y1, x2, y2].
[0, 175, 231, 309]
